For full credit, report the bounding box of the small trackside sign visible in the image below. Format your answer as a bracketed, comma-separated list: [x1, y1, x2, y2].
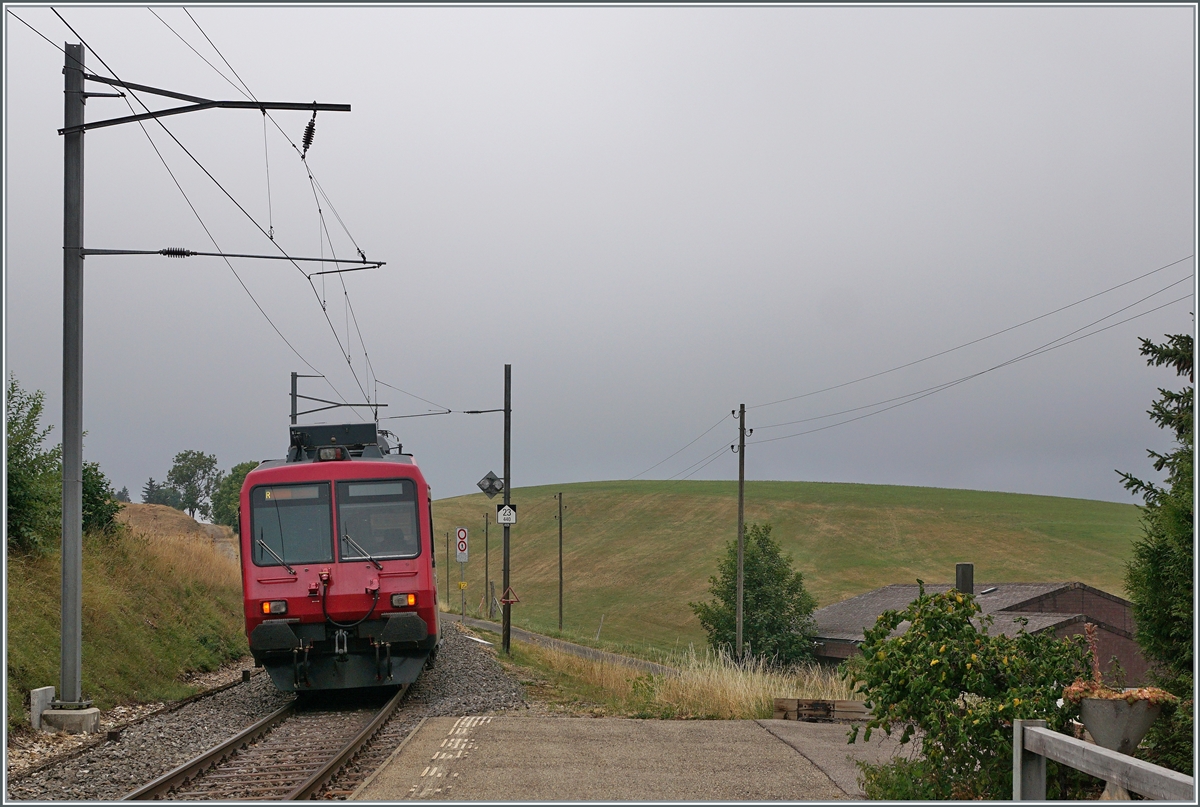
[496, 504, 517, 524]
[455, 527, 468, 562]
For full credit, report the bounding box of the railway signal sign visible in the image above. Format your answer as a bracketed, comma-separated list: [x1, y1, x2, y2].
[497, 504, 517, 525]
[455, 527, 468, 562]
[477, 471, 504, 499]
[458, 581, 469, 590]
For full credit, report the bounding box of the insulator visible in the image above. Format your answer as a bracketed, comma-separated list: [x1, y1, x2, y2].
[301, 111, 316, 156]
[160, 247, 193, 258]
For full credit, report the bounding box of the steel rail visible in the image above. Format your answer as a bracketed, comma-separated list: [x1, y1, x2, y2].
[121, 701, 295, 800]
[285, 684, 410, 800]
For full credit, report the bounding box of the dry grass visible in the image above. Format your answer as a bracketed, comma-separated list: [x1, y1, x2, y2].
[118, 504, 241, 588]
[139, 531, 241, 590]
[514, 640, 854, 720]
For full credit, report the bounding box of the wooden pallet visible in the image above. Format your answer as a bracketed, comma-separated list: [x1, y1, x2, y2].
[772, 698, 869, 722]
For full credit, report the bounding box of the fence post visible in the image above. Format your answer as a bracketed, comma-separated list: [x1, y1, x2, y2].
[1013, 719, 1047, 800]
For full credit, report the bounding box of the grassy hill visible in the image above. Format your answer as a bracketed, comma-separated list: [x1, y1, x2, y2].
[432, 480, 1142, 656]
[6, 505, 245, 732]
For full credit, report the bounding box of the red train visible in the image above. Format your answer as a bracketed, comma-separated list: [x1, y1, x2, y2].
[239, 422, 441, 691]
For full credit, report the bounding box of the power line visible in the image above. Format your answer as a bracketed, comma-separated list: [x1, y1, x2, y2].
[629, 413, 730, 479]
[749, 255, 1194, 411]
[748, 293, 1191, 446]
[753, 273, 1193, 432]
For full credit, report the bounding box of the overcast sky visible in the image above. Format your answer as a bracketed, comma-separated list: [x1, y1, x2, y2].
[4, 4, 1195, 508]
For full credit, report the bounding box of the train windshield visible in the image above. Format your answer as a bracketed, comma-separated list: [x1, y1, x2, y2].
[251, 483, 333, 566]
[336, 479, 420, 561]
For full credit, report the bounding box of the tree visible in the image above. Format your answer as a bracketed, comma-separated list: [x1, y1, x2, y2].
[211, 461, 258, 529]
[1118, 332, 1193, 774]
[114, 486, 131, 503]
[689, 522, 817, 664]
[166, 450, 222, 520]
[6, 374, 61, 553]
[142, 477, 183, 509]
[83, 460, 122, 533]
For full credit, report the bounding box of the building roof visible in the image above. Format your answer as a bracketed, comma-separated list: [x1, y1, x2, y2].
[814, 582, 1095, 644]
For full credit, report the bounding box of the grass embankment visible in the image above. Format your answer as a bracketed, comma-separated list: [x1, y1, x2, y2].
[433, 480, 1141, 658]
[6, 504, 245, 732]
[468, 626, 853, 719]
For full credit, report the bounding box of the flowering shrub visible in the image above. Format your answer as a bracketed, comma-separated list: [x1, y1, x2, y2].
[847, 582, 1093, 799]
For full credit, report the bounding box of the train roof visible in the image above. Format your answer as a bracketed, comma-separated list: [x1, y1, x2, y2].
[252, 422, 416, 468]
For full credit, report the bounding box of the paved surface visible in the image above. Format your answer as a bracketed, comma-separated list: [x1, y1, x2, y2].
[354, 715, 905, 801]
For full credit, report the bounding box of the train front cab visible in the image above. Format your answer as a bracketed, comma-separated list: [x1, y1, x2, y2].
[240, 437, 440, 692]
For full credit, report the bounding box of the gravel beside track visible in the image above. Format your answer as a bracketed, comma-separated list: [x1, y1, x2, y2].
[6, 625, 526, 802]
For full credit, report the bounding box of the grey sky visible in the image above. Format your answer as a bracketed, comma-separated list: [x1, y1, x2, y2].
[4, 4, 1195, 507]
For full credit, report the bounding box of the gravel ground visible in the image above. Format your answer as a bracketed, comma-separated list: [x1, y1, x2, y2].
[6, 624, 527, 802]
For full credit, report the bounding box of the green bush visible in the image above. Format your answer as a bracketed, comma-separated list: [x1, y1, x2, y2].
[847, 582, 1093, 799]
[83, 460, 123, 533]
[6, 374, 62, 554]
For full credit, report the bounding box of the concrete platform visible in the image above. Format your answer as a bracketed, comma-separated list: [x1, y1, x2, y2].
[354, 715, 907, 801]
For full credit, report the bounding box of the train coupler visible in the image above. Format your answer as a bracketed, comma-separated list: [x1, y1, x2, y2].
[334, 629, 350, 660]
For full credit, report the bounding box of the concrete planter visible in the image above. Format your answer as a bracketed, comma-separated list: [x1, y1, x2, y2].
[1079, 697, 1161, 755]
[1080, 697, 1161, 800]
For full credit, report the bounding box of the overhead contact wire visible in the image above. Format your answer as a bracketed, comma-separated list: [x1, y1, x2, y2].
[47, 8, 338, 386]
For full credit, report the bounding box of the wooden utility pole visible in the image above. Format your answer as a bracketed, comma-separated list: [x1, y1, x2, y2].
[734, 404, 747, 659]
[557, 492, 564, 632]
[483, 511, 490, 618]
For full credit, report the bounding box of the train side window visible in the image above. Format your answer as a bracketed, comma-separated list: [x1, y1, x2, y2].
[250, 483, 333, 566]
[336, 479, 420, 561]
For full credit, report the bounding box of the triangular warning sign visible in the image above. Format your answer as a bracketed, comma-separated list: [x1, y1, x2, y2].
[500, 586, 520, 604]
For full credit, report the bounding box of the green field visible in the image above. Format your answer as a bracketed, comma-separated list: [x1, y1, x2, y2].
[432, 480, 1142, 656]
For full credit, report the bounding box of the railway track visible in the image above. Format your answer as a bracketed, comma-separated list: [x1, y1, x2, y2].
[123, 686, 409, 801]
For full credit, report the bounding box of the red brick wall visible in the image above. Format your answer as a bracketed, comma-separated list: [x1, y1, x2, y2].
[1053, 622, 1150, 687]
[1007, 585, 1137, 635]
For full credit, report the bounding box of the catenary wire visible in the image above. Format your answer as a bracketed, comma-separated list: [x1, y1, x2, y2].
[26, 9, 329, 381]
[174, 8, 378, 406]
[55, 8, 374, 408]
[749, 254, 1194, 411]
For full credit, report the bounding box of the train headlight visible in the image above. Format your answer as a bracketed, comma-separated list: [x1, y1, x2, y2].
[391, 593, 417, 608]
[261, 600, 288, 615]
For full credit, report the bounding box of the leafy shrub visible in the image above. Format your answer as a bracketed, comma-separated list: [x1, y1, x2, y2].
[6, 374, 62, 554]
[83, 460, 123, 533]
[847, 582, 1092, 799]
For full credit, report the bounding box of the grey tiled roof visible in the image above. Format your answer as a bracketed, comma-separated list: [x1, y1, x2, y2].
[814, 582, 1075, 643]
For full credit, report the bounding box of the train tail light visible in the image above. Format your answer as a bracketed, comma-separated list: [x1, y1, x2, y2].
[262, 600, 288, 615]
[391, 593, 417, 608]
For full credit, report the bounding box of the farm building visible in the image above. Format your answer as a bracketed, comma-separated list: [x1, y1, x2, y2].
[813, 572, 1149, 686]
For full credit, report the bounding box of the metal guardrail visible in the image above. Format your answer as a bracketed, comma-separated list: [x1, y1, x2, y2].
[1012, 719, 1194, 801]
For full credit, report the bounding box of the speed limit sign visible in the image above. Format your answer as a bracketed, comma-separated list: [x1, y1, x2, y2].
[455, 527, 468, 562]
